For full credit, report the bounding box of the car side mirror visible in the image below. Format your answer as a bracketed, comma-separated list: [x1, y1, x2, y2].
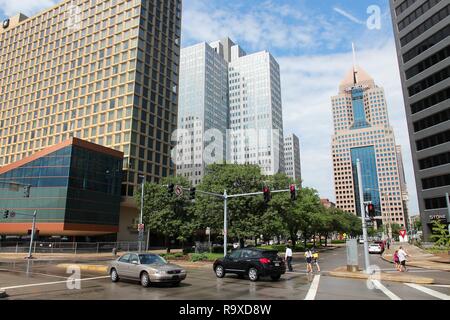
[132, 260, 138, 265]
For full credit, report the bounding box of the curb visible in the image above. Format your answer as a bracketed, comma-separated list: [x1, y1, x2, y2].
[382, 254, 450, 271]
[326, 269, 434, 284]
[57, 263, 108, 273]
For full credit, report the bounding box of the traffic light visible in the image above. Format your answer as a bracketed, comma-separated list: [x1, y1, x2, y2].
[189, 187, 196, 200]
[168, 183, 174, 195]
[367, 203, 375, 217]
[290, 184, 296, 201]
[3, 210, 9, 219]
[24, 185, 30, 198]
[263, 186, 271, 203]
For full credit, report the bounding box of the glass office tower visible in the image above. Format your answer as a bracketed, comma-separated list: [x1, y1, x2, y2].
[331, 63, 408, 229]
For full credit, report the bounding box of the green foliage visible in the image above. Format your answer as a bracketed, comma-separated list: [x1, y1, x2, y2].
[189, 253, 223, 262]
[430, 220, 450, 248]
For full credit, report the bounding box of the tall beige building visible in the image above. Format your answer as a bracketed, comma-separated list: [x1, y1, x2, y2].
[331, 63, 408, 229]
[0, 0, 182, 240]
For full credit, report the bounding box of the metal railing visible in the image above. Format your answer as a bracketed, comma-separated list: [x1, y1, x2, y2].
[0, 241, 142, 254]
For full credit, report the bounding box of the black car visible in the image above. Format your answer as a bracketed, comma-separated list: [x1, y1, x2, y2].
[213, 248, 286, 282]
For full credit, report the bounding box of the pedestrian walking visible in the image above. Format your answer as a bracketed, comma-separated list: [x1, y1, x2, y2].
[386, 238, 391, 250]
[393, 250, 400, 271]
[397, 246, 409, 272]
[304, 248, 313, 273]
[285, 244, 293, 271]
[312, 248, 320, 272]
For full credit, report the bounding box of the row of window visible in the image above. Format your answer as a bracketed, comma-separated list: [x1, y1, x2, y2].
[416, 129, 450, 151]
[403, 24, 450, 63]
[419, 151, 450, 170]
[410, 86, 449, 114]
[425, 195, 450, 209]
[407, 65, 449, 97]
[395, 0, 418, 16]
[422, 173, 450, 189]
[405, 44, 450, 80]
[413, 107, 450, 132]
[397, 0, 442, 31]
[400, 4, 449, 47]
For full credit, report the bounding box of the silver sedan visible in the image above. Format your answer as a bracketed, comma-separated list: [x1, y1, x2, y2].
[108, 253, 187, 287]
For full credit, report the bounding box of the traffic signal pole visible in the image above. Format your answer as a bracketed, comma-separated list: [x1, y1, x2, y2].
[27, 210, 37, 259]
[357, 159, 371, 273]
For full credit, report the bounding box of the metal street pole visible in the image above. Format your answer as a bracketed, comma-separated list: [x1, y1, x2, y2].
[357, 159, 370, 273]
[223, 190, 228, 257]
[138, 176, 145, 252]
[27, 210, 37, 259]
[446, 192, 450, 234]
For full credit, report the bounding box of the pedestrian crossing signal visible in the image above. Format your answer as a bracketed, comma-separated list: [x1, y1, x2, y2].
[3, 210, 9, 219]
[367, 203, 375, 217]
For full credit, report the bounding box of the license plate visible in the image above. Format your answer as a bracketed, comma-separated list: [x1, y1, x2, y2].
[274, 263, 280, 266]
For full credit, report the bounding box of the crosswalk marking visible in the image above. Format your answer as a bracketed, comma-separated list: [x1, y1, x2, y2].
[406, 283, 450, 300]
[304, 275, 320, 300]
[371, 280, 401, 300]
[0, 276, 109, 291]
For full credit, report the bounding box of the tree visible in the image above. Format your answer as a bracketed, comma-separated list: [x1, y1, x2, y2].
[430, 220, 450, 248]
[135, 176, 193, 252]
[194, 164, 267, 247]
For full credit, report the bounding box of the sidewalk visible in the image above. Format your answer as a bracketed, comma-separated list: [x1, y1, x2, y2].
[0, 249, 182, 263]
[326, 266, 434, 284]
[382, 243, 450, 271]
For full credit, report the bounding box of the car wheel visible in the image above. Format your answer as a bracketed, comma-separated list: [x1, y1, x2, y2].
[110, 268, 119, 282]
[270, 274, 281, 281]
[140, 272, 150, 287]
[248, 267, 259, 282]
[215, 265, 225, 278]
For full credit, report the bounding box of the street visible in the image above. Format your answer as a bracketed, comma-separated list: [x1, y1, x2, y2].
[1, 246, 449, 300]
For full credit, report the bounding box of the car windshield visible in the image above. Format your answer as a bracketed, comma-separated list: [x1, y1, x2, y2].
[139, 254, 167, 265]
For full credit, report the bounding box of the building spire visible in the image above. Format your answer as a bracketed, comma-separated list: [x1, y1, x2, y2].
[352, 42, 358, 85]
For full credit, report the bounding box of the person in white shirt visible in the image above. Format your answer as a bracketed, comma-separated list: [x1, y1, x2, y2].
[285, 245, 293, 271]
[304, 249, 313, 273]
[397, 246, 409, 272]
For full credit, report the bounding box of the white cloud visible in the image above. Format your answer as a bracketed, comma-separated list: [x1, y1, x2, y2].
[0, 0, 58, 17]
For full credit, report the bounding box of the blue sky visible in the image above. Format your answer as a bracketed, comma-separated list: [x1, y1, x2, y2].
[0, 0, 420, 215]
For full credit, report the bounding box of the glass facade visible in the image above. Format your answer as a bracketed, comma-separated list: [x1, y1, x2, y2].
[351, 146, 381, 217]
[0, 140, 122, 231]
[350, 88, 370, 129]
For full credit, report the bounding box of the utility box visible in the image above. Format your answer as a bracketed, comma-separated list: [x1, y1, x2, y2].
[346, 239, 359, 272]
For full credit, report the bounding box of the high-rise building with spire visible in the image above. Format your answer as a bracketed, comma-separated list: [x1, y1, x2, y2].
[331, 48, 408, 230]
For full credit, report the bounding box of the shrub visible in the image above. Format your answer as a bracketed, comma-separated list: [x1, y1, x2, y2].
[174, 252, 184, 258]
[189, 253, 208, 262]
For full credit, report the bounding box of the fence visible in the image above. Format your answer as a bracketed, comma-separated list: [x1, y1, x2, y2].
[0, 241, 142, 254]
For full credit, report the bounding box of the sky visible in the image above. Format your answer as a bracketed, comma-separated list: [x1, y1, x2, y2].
[0, 0, 420, 215]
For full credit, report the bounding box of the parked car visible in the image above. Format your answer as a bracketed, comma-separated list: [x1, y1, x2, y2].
[358, 238, 365, 244]
[108, 253, 186, 287]
[368, 243, 383, 254]
[213, 247, 286, 282]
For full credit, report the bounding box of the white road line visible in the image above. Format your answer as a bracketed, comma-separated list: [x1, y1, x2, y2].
[406, 283, 450, 300]
[0, 276, 109, 290]
[430, 284, 450, 288]
[304, 275, 320, 300]
[371, 280, 401, 300]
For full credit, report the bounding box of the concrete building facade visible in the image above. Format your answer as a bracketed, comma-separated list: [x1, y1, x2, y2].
[389, 0, 450, 240]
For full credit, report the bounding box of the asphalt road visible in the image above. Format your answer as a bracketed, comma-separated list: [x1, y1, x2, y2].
[0, 246, 449, 300]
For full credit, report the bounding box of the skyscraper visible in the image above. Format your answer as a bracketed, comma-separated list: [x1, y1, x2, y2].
[0, 0, 182, 240]
[284, 134, 301, 182]
[389, 0, 449, 240]
[175, 38, 285, 182]
[175, 42, 229, 186]
[331, 59, 408, 229]
[225, 40, 284, 175]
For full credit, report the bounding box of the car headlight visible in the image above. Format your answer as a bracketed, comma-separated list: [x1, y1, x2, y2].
[180, 269, 185, 273]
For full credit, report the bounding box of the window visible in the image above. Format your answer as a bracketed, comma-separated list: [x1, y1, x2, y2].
[229, 250, 242, 259]
[415, 129, 450, 151]
[119, 254, 130, 263]
[397, 0, 442, 31]
[408, 66, 450, 97]
[413, 108, 450, 132]
[395, 0, 418, 16]
[402, 25, 450, 63]
[405, 45, 450, 80]
[410, 86, 450, 114]
[422, 174, 450, 189]
[419, 151, 450, 169]
[425, 196, 448, 209]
